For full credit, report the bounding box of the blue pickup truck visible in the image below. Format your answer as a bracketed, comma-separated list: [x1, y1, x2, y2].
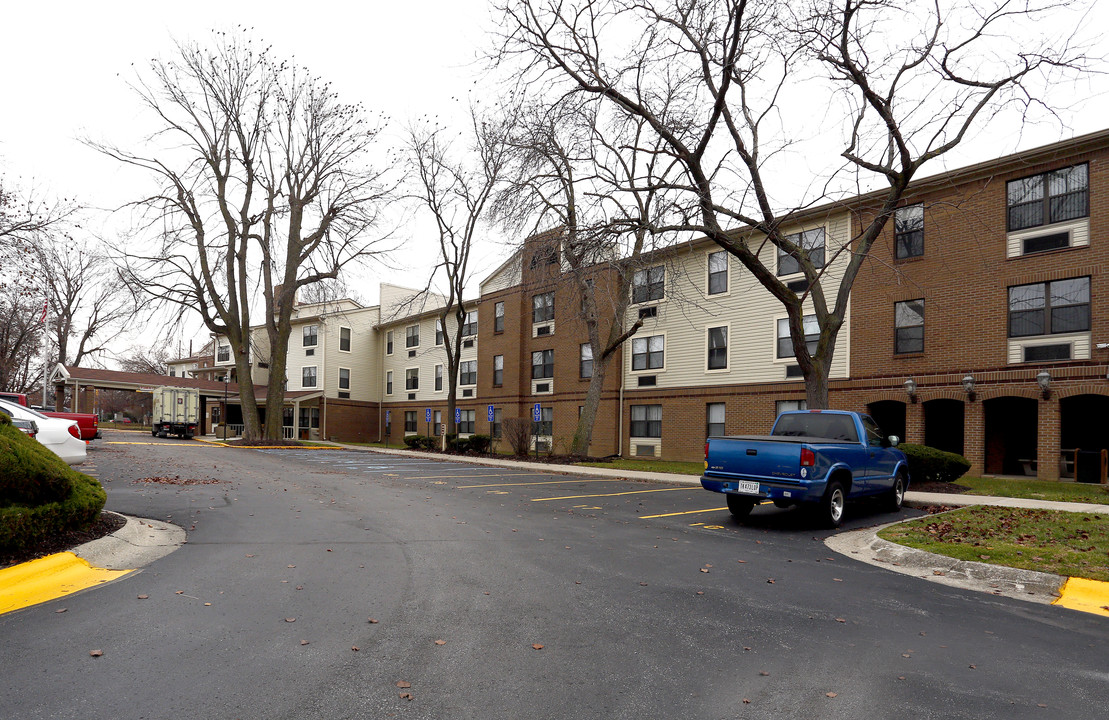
[700, 410, 909, 527]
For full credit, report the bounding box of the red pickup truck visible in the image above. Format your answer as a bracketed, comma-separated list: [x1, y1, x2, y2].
[0, 391, 100, 440]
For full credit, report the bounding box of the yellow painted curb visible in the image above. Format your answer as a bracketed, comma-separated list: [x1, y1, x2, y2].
[1052, 577, 1109, 617]
[0, 552, 134, 616]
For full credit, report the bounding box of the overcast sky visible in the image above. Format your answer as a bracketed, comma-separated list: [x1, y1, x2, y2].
[2, 1, 1107, 359]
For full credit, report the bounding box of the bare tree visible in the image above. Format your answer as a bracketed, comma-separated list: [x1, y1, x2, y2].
[117, 345, 172, 375]
[496, 95, 679, 455]
[0, 293, 45, 393]
[97, 31, 393, 441]
[407, 106, 511, 438]
[0, 178, 77, 297]
[496, 0, 1092, 407]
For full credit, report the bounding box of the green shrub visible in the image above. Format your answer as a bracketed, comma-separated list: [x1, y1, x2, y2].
[468, 434, 492, 454]
[446, 434, 471, 453]
[899, 443, 972, 484]
[403, 435, 425, 449]
[419, 435, 438, 450]
[0, 414, 106, 551]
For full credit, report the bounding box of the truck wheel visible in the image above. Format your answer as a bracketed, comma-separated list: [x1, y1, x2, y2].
[726, 494, 756, 520]
[886, 473, 906, 513]
[151, 428, 158, 437]
[820, 481, 846, 528]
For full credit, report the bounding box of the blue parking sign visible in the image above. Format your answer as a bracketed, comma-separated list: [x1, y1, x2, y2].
[455, 407, 462, 423]
[533, 403, 541, 422]
[487, 405, 495, 422]
[425, 408, 432, 422]
[385, 410, 391, 423]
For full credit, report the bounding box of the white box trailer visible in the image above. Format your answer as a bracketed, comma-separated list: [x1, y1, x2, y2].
[152, 386, 201, 438]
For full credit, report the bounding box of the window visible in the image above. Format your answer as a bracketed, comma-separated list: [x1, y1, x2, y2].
[494, 301, 505, 332]
[303, 324, 318, 347]
[894, 300, 925, 354]
[386, 331, 394, 355]
[537, 406, 553, 436]
[708, 251, 728, 294]
[776, 315, 819, 359]
[532, 349, 554, 379]
[298, 407, 320, 429]
[630, 404, 662, 438]
[339, 327, 351, 352]
[580, 344, 593, 378]
[631, 335, 664, 371]
[706, 403, 725, 437]
[405, 368, 419, 391]
[462, 310, 477, 336]
[405, 324, 420, 348]
[434, 410, 442, 437]
[386, 370, 393, 395]
[404, 410, 417, 433]
[217, 345, 230, 362]
[169, 369, 176, 377]
[1008, 277, 1090, 337]
[302, 366, 317, 388]
[894, 204, 924, 259]
[777, 228, 825, 276]
[460, 360, 477, 386]
[632, 266, 665, 303]
[493, 355, 504, 386]
[434, 364, 443, 392]
[338, 368, 350, 390]
[533, 292, 554, 323]
[776, 399, 808, 416]
[435, 319, 444, 346]
[492, 408, 503, 438]
[707, 326, 728, 370]
[459, 409, 475, 434]
[1007, 163, 1088, 231]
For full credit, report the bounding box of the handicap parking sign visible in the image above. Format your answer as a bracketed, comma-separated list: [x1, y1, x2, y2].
[455, 407, 462, 423]
[533, 403, 541, 422]
[487, 405, 495, 422]
[425, 408, 432, 422]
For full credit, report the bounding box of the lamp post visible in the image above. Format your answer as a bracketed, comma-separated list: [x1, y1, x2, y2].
[222, 374, 229, 440]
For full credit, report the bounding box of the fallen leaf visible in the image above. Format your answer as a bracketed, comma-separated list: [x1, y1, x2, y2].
[969, 664, 977, 669]
[368, 618, 379, 624]
[704, 563, 713, 568]
[743, 698, 751, 704]
[531, 644, 544, 650]
[352, 646, 360, 651]
[396, 681, 411, 689]
[639, 582, 648, 586]
[245, 554, 255, 558]
[696, 591, 704, 596]
[434, 640, 446, 646]
[55, 608, 67, 614]
[175, 590, 183, 595]
[833, 578, 843, 582]
[767, 579, 775, 584]
[285, 618, 296, 623]
[399, 692, 413, 700]
[826, 692, 837, 698]
[89, 650, 103, 657]
[898, 676, 905, 680]
[933, 570, 945, 576]
[300, 640, 309, 645]
[326, 549, 332, 552]
[699, 568, 710, 573]
[737, 560, 746, 563]
[743, 647, 751, 651]
[204, 603, 212, 607]
[759, 671, 769, 676]
[902, 654, 911, 658]
[1037, 704, 1047, 708]
[137, 595, 149, 600]
[835, 618, 846, 623]
[287, 565, 296, 568]
[296, 586, 303, 590]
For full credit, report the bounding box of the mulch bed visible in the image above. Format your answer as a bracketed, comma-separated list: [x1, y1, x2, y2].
[1, 511, 126, 570]
[910, 481, 971, 494]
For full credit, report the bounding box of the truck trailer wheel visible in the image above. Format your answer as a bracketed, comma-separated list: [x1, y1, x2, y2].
[726, 494, 756, 520]
[819, 480, 846, 528]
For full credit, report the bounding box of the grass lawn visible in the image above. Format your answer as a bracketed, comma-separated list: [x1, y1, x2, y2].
[957, 476, 1109, 505]
[878, 506, 1109, 582]
[576, 458, 704, 475]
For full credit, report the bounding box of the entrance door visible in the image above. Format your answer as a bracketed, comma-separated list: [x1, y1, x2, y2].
[983, 397, 1037, 475]
[924, 399, 965, 455]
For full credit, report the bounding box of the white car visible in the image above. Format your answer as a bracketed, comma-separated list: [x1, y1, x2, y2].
[0, 398, 87, 465]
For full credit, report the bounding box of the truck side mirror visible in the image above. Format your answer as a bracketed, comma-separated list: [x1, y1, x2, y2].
[887, 435, 900, 447]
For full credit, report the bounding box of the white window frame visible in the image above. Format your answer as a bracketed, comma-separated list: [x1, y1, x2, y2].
[706, 250, 729, 296]
[405, 366, 419, 391]
[386, 370, 393, 396]
[706, 324, 729, 373]
[338, 367, 351, 390]
[405, 324, 420, 349]
[773, 314, 819, 364]
[338, 326, 352, 353]
[630, 333, 666, 373]
[303, 324, 318, 348]
[434, 364, 444, 392]
[301, 365, 318, 389]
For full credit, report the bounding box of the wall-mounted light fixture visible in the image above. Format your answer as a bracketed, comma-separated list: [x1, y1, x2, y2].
[1036, 370, 1052, 400]
[903, 377, 917, 403]
[961, 374, 976, 401]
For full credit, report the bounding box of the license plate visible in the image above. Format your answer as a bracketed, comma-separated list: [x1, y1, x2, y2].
[732, 480, 760, 495]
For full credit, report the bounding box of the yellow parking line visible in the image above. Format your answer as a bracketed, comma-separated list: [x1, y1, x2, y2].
[411, 473, 544, 481]
[106, 442, 213, 447]
[0, 553, 134, 616]
[639, 500, 773, 519]
[456, 478, 614, 489]
[532, 487, 694, 502]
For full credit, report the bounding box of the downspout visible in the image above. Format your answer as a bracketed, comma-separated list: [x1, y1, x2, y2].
[321, 314, 327, 441]
[617, 365, 624, 458]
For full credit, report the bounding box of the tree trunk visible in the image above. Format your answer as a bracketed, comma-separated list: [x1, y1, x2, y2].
[570, 354, 610, 457]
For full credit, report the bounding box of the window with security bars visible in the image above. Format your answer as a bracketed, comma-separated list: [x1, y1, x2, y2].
[632, 266, 665, 303]
[777, 316, 819, 358]
[706, 403, 725, 437]
[1008, 277, 1090, 338]
[894, 205, 924, 259]
[532, 349, 554, 379]
[630, 404, 662, 438]
[1007, 164, 1088, 232]
[533, 292, 554, 323]
[631, 335, 664, 370]
[894, 300, 925, 354]
[707, 251, 727, 294]
[777, 228, 825, 276]
[707, 327, 727, 369]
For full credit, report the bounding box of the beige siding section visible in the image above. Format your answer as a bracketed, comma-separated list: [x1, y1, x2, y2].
[321, 306, 381, 402]
[625, 214, 852, 389]
[480, 254, 522, 296]
[1006, 217, 1089, 258]
[380, 310, 478, 404]
[1007, 332, 1090, 364]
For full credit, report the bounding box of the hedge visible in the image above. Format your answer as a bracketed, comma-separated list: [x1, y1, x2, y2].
[899, 443, 972, 484]
[0, 413, 107, 551]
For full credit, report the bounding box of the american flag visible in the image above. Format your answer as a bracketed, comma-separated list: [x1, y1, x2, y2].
[39, 300, 47, 323]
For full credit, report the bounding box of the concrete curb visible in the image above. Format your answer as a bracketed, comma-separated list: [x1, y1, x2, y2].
[824, 517, 1066, 605]
[74, 512, 186, 571]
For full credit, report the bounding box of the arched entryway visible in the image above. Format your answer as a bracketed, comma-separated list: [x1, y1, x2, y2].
[924, 398, 965, 456]
[1061, 394, 1109, 480]
[984, 396, 1037, 475]
[867, 400, 906, 441]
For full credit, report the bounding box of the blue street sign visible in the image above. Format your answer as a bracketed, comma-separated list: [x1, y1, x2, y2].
[385, 410, 391, 423]
[487, 405, 495, 422]
[425, 408, 432, 422]
[455, 407, 462, 423]
[533, 403, 542, 422]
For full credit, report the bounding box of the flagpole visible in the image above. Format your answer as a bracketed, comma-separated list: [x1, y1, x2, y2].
[41, 299, 49, 409]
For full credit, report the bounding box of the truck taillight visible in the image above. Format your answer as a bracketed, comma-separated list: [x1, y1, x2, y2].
[67, 424, 81, 439]
[800, 447, 815, 467]
[704, 441, 709, 460]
